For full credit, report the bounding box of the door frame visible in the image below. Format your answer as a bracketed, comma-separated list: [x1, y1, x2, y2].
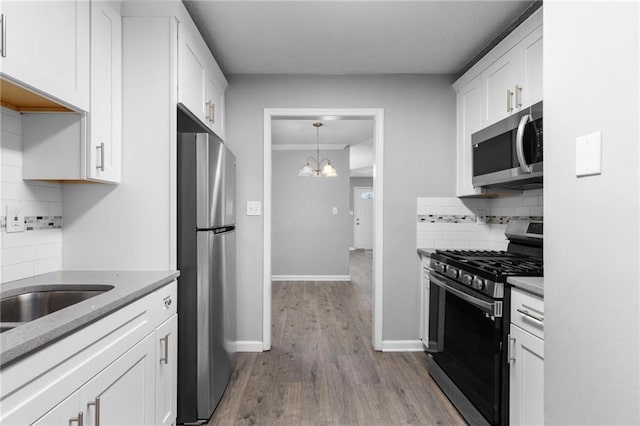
[263, 108, 384, 351]
[353, 186, 374, 250]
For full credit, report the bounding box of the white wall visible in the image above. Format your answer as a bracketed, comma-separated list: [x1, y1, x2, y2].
[0, 108, 63, 283]
[272, 149, 350, 277]
[224, 74, 456, 345]
[62, 17, 177, 272]
[545, 2, 640, 424]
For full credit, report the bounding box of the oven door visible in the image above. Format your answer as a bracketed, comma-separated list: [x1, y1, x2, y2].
[428, 272, 506, 425]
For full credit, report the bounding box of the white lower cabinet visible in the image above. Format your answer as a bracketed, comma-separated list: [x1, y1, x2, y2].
[0, 281, 177, 426]
[419, 254, 430, 347]
[155, 314, 178, 426]
[509, 288, 544, 426]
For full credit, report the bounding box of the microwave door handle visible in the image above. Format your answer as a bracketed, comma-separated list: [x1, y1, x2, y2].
[516, 114, 532, 173]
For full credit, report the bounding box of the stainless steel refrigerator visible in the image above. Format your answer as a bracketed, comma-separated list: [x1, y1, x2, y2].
[177, 110, 236, 424]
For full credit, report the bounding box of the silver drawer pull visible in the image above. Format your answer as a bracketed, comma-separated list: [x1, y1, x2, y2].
[87, 397, 101, 426]
[517, 308, 544, 323]
[1, 14, 6, 58]
[69, 412, 83, 426]
[160, 334, 169, 364]
[508, 334, 516, 363]
[163, 296, 172, 309]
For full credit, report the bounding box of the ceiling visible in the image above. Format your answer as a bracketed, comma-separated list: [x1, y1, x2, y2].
[183, 0, 536, 75]
[183, 0, 536, 177]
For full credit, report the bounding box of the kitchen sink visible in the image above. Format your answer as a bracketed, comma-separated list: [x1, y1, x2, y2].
[0, 286, 114, 333]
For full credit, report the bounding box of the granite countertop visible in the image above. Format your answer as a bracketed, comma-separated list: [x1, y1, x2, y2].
[0, 270, 179, 368]
[507, 276, 544, 298]
[417, 248, 437, 257]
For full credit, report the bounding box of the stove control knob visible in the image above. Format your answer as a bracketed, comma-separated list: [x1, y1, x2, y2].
[472, 277, 485, 290]
[446, 267, 459, 279]
[435, 262, 446, 274]
[462, 273, 473, 286]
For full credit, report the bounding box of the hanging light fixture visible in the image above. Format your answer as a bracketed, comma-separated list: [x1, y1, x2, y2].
[297, 122, 338, 177]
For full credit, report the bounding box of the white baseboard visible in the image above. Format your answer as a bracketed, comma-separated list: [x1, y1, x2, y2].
[235, 340, 264, 352]
[381, 339, 425, 352]
[271, 275, 351, 282]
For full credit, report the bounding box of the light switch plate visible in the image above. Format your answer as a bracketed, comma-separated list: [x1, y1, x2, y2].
[332, 207, 338, 215]
[576, 132, 602, 177]
[6, 205, 24, 233]
[246, 201, 262, 216]
[476, 209, 487, 225]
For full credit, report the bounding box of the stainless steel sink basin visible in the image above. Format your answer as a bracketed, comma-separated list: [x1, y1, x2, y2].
[0, 286, 113, 333]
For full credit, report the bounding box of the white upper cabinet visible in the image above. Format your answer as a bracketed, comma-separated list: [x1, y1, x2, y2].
[88, 0, 122, 183]
[452, 8, 542, 197]
[518, 26, 543, 109]
[22, 0, 122, 183]
[0, 1, 90, 111]
[178, 19, 227, 139]
[456, 75, 483, 197]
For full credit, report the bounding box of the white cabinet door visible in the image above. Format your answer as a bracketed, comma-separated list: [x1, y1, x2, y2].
[178, 25, 207, 125]
[88, 0, 122, 183]
[155, 314, 178, 426]
[456, 75, 483, 197]
[32, 391, 83, 426]
[482, 49, 519, 125]
[81, 333, 156, 426]
[205, 73, 225, 138]
[419, 256, 430, 346]
[518, 26, 543, 110]
[509, 324, 544, 426]
[0, 1, 90, 111]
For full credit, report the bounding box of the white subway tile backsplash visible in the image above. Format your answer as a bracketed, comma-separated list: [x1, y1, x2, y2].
[417, 190, 542, 251]
[2, 262, 34, 283]
[1, 108, 64, 284]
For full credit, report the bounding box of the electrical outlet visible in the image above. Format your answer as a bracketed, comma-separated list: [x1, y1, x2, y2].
[476, 209, 487, 225]
[6, 205, 24, 233]
[332, 207, 338, 215]
[246, 201, 262, 216]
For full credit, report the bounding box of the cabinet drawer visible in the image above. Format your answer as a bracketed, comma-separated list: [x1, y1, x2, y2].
[154, 281, 177, 324]
[510, 288, 544, 340]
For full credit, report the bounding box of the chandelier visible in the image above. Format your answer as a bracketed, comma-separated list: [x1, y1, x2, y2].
[297, 122, 338, 177]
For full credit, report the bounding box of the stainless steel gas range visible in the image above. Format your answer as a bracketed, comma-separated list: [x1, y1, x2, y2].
[426, 220, 543, 426]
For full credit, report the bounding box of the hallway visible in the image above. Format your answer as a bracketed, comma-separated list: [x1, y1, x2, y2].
[207, 250, 465, 425]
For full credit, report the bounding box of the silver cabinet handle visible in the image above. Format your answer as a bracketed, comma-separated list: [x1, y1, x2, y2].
[96, 143, 105, 171]
[515, 114, 532, 173]
[516, 307, 544, 323]
[210, 102, 215, 124]
[163, 296, 172, 309]
[160, 334, 169, 364]
[87, 397, 100, 426]
[205, 101, 211, 121]
[69, 412, 84, 426]
[508, 335, 516, 363]
[1, 14, 6, 58]
[507, 89, 514, 112]
[515, 85, 523, 108]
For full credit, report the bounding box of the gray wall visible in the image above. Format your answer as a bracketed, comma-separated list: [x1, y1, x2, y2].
[349, 177, 374, 248]
[272, 149, 350, 276]
[545, 3, 639, 424]
[223, 74, 456, 344]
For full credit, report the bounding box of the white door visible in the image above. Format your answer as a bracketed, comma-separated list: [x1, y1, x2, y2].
[354, 187, 373, 250]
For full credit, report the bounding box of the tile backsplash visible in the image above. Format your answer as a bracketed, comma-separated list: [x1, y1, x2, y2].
[417, 189, 543, 251]
[1, 107, 63, 283]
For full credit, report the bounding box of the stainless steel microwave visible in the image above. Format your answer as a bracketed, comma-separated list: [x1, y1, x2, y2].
[472, 101, 543, 190]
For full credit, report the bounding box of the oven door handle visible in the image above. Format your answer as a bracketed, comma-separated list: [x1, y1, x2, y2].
[429, 272, 501, 317]
[516, 114, 532, 173]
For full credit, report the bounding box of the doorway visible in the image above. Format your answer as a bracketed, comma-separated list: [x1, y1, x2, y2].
[263, 108, 384, 351]
[353, 187, 374, 250]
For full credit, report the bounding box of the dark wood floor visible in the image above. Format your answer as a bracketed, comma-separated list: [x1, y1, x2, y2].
[207, 250, 465, 425]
